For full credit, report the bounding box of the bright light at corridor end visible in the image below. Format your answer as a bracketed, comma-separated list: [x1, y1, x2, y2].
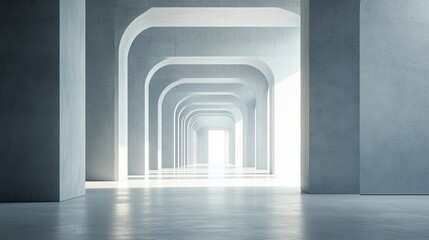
[208, 130, 229, 167]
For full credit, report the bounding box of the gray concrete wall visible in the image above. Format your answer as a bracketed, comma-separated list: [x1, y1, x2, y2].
[0, 0, 60, 202]
[0, 0, 85, 201]
[86, 0, 115, 180]
[301, 0, 360, 193]
[59, 0, 86, 201]
[360, 0, 429, 194]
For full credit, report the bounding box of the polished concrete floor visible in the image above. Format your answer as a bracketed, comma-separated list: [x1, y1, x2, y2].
[2, 184, 429, 240]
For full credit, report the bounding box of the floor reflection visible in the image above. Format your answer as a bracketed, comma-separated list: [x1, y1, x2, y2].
[2, 183, 429, 239]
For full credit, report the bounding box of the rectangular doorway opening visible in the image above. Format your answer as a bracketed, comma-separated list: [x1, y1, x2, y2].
[208, 130, 229, 167]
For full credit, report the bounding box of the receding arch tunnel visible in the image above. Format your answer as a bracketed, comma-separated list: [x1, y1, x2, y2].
[80, 5, 302, 184]
[158, 83, 254, 171]
[150, 78, 258, 172]
[116, 7, 301, 181]
[140, 63, 270, 178]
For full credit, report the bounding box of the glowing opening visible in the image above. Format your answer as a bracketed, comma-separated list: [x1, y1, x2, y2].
[208, 130, 229, 167]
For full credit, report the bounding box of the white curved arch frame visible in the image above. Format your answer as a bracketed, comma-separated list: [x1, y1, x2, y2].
[192, 118, 236, 168]
[185, 112, 236, 167]
[181, 107, 242, 164]
[150, 59, 270, 179]
[188, 114, 236, 167]
[185, 113, 237, 167]
[172, 95, 249, 170]
[119, 8, 299, 180]
[190, 116, 235, 167]
[178, 102, 245, 168]
[157, 78, 255, 171]
[186, 112, 238, 166]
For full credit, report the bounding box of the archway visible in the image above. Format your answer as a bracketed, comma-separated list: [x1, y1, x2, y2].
[118, 7, 300, 181]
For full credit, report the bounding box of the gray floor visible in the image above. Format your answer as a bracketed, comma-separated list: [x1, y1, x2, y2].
[1, 187, 429, 240]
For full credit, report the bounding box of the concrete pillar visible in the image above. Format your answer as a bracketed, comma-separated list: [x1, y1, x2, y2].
[0, 0, 85, 202]
[197, 129, 209, 164]
[301, 0, 360, 193]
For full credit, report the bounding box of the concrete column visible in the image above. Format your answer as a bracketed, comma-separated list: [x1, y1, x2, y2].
[197, 129, 209, 164]
[0, 0, 85, 202]
[255, 97, 268, 170]
[245, 107, 256, 168]
[301, 0, 360, 193]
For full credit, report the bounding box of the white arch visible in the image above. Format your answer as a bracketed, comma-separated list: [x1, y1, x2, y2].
[157, 78, 255, 171]
[183, 110, 237, 168]
[188, 114, 236, 166]
[181, 107, 240, 168]
[119, 8, 299, 180]
[172, 94, 250, 170]
[177, 101, 246, 166]
[146, 58, 271, 178]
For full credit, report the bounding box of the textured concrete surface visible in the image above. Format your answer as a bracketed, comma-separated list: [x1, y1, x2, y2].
[1, 186, 429, 239]
[0, 0, 60, 202]
[360, 0, 429, 194]
[59, 0, 86, 201]
[0, 0, 85, 202]
[301, 0, 360, 193]
[85, 0, 115, 181]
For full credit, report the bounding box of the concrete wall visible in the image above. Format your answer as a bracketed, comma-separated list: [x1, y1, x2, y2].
[0, 0, 60, 202]
[0, 0, 85, 201]
[360, 0, 429, 194]
[86, 0, 115, 180]
[301, 0, 360, 193]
